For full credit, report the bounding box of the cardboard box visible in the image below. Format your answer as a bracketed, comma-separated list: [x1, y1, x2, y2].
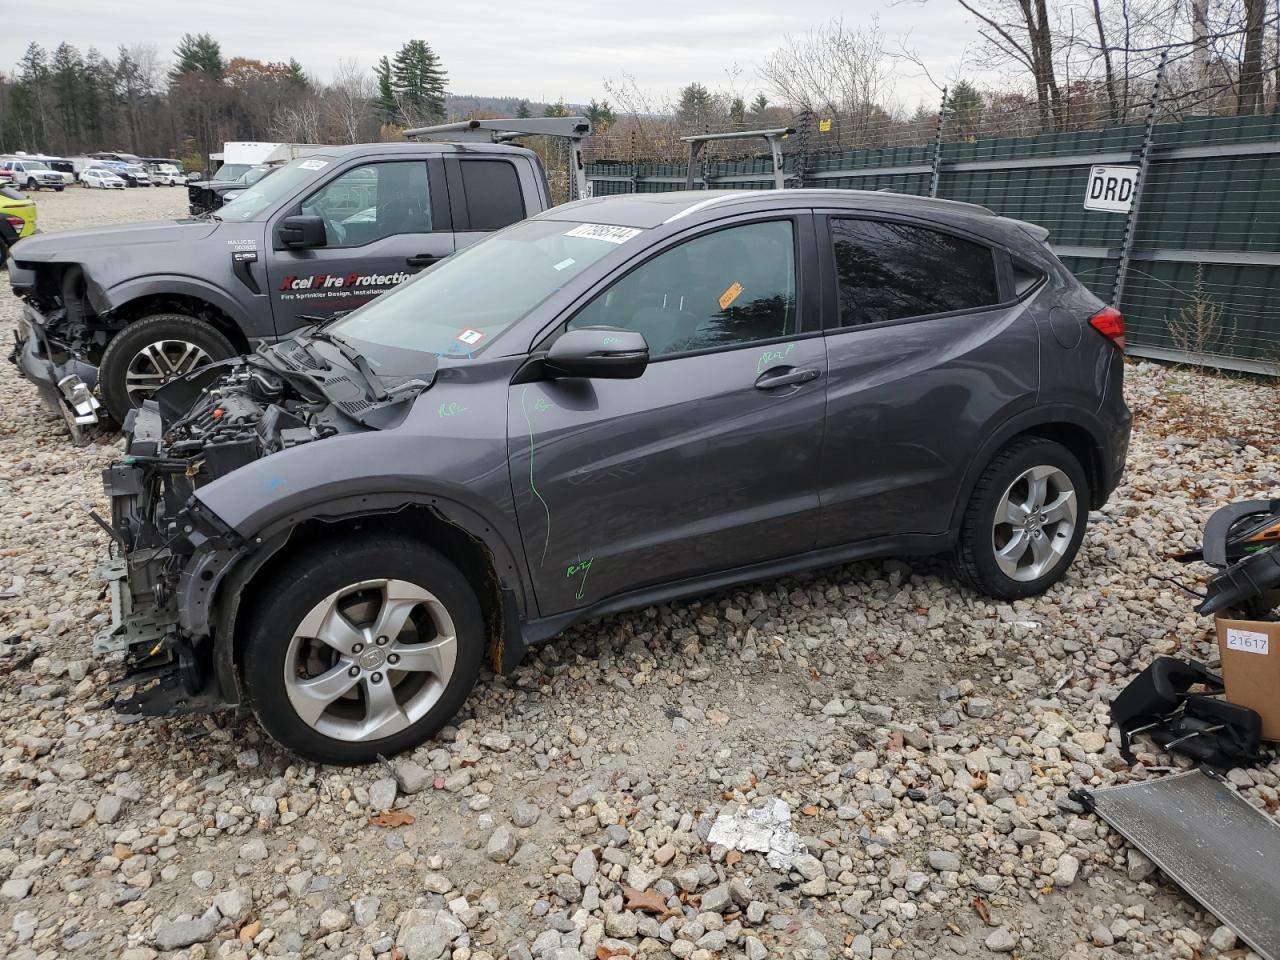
[1215, 613, 1280, 742]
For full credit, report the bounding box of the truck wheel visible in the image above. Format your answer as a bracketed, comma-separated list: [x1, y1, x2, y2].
[952, 437, 1090, 600]
[98, 313, 237, 422]
[242, 538, 484, 765]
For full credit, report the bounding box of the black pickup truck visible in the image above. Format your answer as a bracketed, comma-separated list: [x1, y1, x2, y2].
[8, 141, 551, 436]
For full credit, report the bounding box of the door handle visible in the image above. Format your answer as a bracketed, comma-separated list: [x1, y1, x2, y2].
[406, 253, 440, 268]
[755, 366, 820, 390]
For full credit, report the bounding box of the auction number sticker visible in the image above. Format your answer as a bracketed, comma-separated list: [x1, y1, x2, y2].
[565, 223, 642, 244]
[455, 328, 486, 346]
[1226, 628, 1270, 655]
[299, 159, 328, 171]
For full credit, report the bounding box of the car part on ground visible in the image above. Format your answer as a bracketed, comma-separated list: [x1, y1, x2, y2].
[1073, 771, 1280, 960]
[1110, 656, 1268, 769]
[93, 188, 1130, 763]
[8, 139, 553, 435]
[1177, 499, 1280, 617]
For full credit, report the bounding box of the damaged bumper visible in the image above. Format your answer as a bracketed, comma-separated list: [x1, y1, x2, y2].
[9, 302, 102, 441]
[94, 406, 244, 717]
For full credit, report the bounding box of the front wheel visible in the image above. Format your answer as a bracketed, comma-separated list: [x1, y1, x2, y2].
[242, 538, 484, 764]
[97, 313, 237, 422]
[953, 437, 1090, 600]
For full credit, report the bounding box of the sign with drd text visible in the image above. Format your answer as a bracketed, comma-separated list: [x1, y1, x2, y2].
[1084, 165, 1139, 212]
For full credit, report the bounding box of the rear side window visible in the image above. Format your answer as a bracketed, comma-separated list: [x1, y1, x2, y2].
[830, 218, 1000, 326]
[461, 160, 524, 231]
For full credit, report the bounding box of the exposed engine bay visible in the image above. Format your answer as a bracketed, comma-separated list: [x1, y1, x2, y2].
[94, 336, 435, 715]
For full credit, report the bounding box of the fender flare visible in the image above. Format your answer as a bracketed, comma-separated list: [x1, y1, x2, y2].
[190, 491, 532, 704]
[97, 275, 249, 331]
[948, 404, 1113, 530]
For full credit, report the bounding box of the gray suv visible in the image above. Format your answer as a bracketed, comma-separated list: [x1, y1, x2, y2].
[99, 189, 1131, 764]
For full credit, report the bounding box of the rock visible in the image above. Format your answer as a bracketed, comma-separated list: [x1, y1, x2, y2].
[604, 911, 639, 938]
[238, 839, 268, 862]
[1127, 848, 1156, 882]
[319, 908, 351, 933]
[572, 847, 597, 885]
[513, 802, 541, 828]
[213, 887, 248, 918]
[928, 850, 962, 872]
[851, 933, 873, 958]
[700, 883, 732, 913]
[398, 921, 453, 960]
[155, 917, 217, 951]
[965, 698, 996, 719]
[486, 825, 518, 862]
[95, 794, 124, 825]
[745, 936, 768, 960]
[191, 870, 214, 890]
[792, 854, 824, 882]
[1, 878, 32, 900]
[369, 777, 398, 810]
[395, 760, 431, 795]
[422, 872, 453, 894]
[984, 927, 1017, 953]
[1051, 853, 1080, 886]
[354, 896, 381, 927]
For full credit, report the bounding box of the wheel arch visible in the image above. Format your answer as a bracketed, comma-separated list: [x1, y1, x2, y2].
[950, 406, 1113, 531]
[207, 496, 528, 706]
[106, 289, 251, 354]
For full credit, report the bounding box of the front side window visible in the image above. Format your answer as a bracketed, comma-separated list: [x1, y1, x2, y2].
[568, 219, 797, 357]
[830, 218, 1000, 327]
[301, 161, 431, 247]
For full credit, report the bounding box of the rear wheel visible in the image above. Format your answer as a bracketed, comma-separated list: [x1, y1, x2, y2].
[242, 538, 484, 764]
[97, 313, 237, 422]
[953, 437, 1090, 599]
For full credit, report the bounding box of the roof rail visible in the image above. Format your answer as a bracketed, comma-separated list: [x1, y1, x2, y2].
[405, 117, 593, 200]
[680, 127, 797, 191]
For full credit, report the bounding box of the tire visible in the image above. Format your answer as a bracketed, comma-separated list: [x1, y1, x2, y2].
[97, 313, 237, 422]
[952, 437, 1090, 600]
[54, 185, 64, 192]
[25, 178, 37, 191]
[242, 537, 484, 764]
[0, 239, 8, 271]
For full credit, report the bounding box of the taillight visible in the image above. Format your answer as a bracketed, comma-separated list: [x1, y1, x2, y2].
[4, 215, 23, 229]
[1089, 306, 1125, 351]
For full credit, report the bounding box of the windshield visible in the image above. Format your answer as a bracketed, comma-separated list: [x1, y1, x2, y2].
[26, 161, 49, 171]
[216, 158, 326, 222]
[213, 162, 252, 182]
[329, 218, 642, 361]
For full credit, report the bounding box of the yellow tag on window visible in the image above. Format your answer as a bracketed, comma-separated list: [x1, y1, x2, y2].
[819, 118, 832, 132]
[718, 282, 744, 310]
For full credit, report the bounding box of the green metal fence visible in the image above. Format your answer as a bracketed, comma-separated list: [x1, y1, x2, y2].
[586, 112, 1280, 373]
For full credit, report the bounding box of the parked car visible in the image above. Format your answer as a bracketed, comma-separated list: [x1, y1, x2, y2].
[187, 164, 275, 215]
[151, 166, 188, 186]
[94, 189, 1132, 763]
[123, 164, 154, 187]
[0, 186, 37, 269]
[0, 159, 65, 192]
[10, 141, 549, 433]
[81, 168, 128, 190]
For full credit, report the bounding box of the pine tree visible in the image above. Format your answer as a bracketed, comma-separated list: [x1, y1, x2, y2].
[169, 33, 224, 82]
[543, 100, 570, 118]
[390, 40, 447, 125]
[284, 58, 309, 90]
[751, 92, 769, 115]
[729, 96, 746, 126]
[585, 98, 615, 130]
[51, 43, 85, 150]
[677, 82, 714, 126]
[514, 99, 532, 119]
[373, 56, 398, 123]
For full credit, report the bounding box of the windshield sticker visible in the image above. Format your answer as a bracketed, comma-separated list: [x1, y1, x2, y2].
[298, 158, 328, 171]
[564, 223, 643, 244]
[718, 282, 744, 311]
[553, 257, 576, 271]
[455, 328, 485, 346]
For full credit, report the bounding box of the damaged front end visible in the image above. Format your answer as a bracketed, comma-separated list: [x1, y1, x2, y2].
[92, 346, 374, 717]
[10, 295, 104, 443]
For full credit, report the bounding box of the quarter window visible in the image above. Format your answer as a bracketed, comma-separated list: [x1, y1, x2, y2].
[569, 220, 798, 357]
[301, 161, 431, 248]
[830, 218, 1000, 326]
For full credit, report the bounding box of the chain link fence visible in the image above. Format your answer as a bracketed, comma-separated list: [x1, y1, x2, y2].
[583, 60, 1280, 373]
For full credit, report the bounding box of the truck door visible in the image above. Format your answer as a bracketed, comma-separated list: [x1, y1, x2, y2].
[266, 158, 453, 336]
[446, 156, 533, 253]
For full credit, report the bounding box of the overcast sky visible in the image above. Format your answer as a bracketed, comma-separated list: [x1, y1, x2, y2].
[5, 1, 993, 113]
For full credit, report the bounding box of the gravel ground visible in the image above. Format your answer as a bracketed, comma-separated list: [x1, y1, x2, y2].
[1, 187, 1278, 960]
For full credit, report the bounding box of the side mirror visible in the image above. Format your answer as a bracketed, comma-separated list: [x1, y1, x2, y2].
[277, 214, 327, 249]
[544, 327, 648, 380]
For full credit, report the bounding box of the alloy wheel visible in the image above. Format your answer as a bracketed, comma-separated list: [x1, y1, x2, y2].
[283, 578, 458, 743]
[123, 339, 211, 404]
[991, 465, 1078, 582]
